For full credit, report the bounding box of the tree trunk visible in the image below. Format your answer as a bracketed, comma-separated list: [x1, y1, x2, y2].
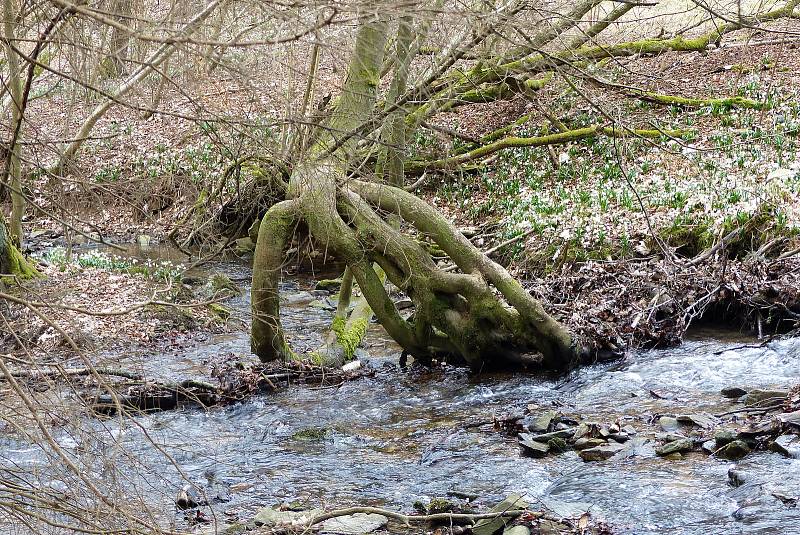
[251, 14, 577, 370]
[0, 215, 38, 278]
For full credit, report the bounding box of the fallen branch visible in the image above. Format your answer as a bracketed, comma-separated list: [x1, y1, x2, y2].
[307, 506, 532, 527]
[405, 125, 688, 173]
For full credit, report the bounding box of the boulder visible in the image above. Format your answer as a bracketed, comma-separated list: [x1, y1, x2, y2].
[716, 440, 751, 460]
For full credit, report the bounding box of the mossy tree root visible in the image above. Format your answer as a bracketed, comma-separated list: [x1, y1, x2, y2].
[0, 217, 39, 279]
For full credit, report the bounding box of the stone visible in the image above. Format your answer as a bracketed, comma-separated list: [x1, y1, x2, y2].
[716, 440, 751, 460]
[656, 439, 694, 456]
[738, 419, 780, 436]
[502, 526, 530, 535]
[526, 429, 574, 442]
[136, 234, 151, 248]
[609, 432, 630, 443]
[315, 279, 343, 292]
[701, 440, 716, 454]
[394, 298, 414, 310]
[547, 437, 569, 452]
[282, 291, 316, 306]
[537, 520, 564, 535]
[743, 390, 788, 406]
[472, 494, 528, 535]
[573, 437, 606, 450]
[572, 423, 590, 440]
[254, 507, 322, 527]
[622, 425, 637, 435]
[677, 413, 717, 429]
[234, 237, 255, 253]
[659, 416, 680, 432]
[656, 432, 688, 443]
[728, 467, 747, 487]
[524, 411, 556, 433]
[779, 411, 800, 427]
[320, 513, 388, 534]
[579, 442, 625, 461]
[519, 434, 550, 457]
[770, 434, 800, 458]
[721, 386, 748, 398]
[714, 429, 738, 447]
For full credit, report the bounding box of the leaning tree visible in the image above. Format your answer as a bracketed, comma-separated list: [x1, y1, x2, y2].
[250, 0, 799, 370]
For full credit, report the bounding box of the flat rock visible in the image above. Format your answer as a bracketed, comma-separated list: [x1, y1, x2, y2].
[503, 526, 531, 535]
[716, 440, 751, 460]
[770, 434, 800, 458]
[573, 437, 606, 450]
[519, 434, 549, 457]
[743, 390, 788, 406]
[527, 429, 575, 442]
[320, 513, 388, 535]
[779, 411, 800, 427]
[656, 438, 694, 456]
[473, 494, 528, 535]
[254, 508, 322, 527]
[523, 411, 557, 433]
[677, 413, 717, 429]
[579, 442, 625, 462]
[738, 418, 780, 436]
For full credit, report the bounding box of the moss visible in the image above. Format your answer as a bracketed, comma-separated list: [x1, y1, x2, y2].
[331, 315, 368, 362]
[637, 92, 763, 110]
[291, 427, 328, 441]
[0, 241, 40, 280]
[208, 303, 231, 321]
[315, 278, 343, 291]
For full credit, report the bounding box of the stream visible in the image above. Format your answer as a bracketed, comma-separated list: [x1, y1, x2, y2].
[3, 246, 800, 534]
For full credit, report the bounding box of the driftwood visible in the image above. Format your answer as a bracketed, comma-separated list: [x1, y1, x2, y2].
[70, 362, 372, 415]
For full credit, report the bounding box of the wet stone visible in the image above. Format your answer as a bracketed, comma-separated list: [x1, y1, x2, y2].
[579, 442, 625, 462]
[701, 440, 716, 454]
[527, 429, 575, 442]
[659, 416, 680, 432]
[622, 425, 637, 435]
[503, 526, 531, 535]
[524, 411, 556, 433]
[573, 437, 606, 450]
[716, 440, 752, 460]
[721, 386, 748, 398]
[728, 467, 747, 487]
[714, 429, 738, 447]
[779, 411, 800, 428]
[518, 434, 549, 457]
[677, 413, 717, 429]
[743, 390, 788, 406]
[320, 513, 388, 535]
[770, 434, 800, 458]
[656, 438, 694, 456]
[547, 437, 569, 452]
[656, 432, 688, 443]
[609, 432, 630, 443]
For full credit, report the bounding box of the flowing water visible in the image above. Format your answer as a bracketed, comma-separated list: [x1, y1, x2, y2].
[3, 247, 800, 534]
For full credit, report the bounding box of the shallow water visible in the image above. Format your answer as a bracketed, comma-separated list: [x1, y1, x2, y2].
[4, 249, 800, 534]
